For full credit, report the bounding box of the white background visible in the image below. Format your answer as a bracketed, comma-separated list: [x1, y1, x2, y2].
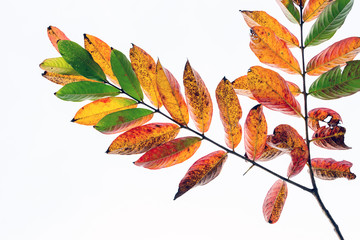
[1, 0, 359, 239]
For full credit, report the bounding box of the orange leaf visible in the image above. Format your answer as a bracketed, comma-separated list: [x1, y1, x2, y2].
[42, 71, 98, 85]
[269, 124, 309, 178]
[250, 26, 301, 75]
[244, 105, 268, 160]
[311, 158, 356, 180]
[232, 75, 301, 99]
[72, 97, 137, 126]
[306, 37, 360, 76]
[257, 142, 286, 162]
[47, 26, 69, 53]
[183, 61, 213, 133]
[156, 60, 189, 125]
[215, 77, 242, 150]
[107, 123, 180, 155]
[303, 0, 334, 22]
[308, 108, 342, 131]
[263, 180, 288, 224]
[312, 126, 351, 150]
[174, 150, 227, 200]
[293, 0, 307, 6]
[241, 10, 299, 47]
[247, 66, 302, 117]
[134, 136, 202, 169]
[84, 34, 118, 85]
[130, 45, 162, 108]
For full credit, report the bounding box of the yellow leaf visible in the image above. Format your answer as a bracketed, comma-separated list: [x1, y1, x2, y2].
[42, 71, 98, 85]
[303, 0, 334, 22]
[183, 60, 213, 133]
[156, 60, 189, 125]
[215, 77, 242, 150]
[130, 44, 162, 108]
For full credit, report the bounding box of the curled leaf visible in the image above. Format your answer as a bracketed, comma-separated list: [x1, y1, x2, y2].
[130, 44, 162, 108]
[311, 158, 356, 180]
[232, 75, 301, 99]
[215, 77, 242, 150]
[269, 124, 309, 178]
[250, 26, 301, 75]
[303, 0, 335, 22]
[263, 180, 288, 224]
[244, 105, 268, 160]
[241, 10, 299, 47]
[134, 136, 202, 169]
[257, 141, 287, 162]
[107, 123, 180, 155]
[183, 60, 213, 133]
[174, 150, 227, 200]
[309, 60, 360, 100]
[312, 126, 351, 150]
[305, 0, 354, 47]
[47, 26, 69, 52]
[306, 37, 360, 76]
[308, 108, 342, 131]
[156, 60, 189, 125]
[247, 66, 302, 117]
[276, 0, 300, 24]
[84, 34, 118, 85]
[42, 71, 97, 85]
[72, 97, 137, 126]
[94, 108, 153, 134]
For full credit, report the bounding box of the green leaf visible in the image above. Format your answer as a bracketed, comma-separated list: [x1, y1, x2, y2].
[275, 0, 300, 24]
[39, 57, 80, 75]
[58, 40, 107, 82]
[55, 81, 120, 102]
[305, 0, 354, 47]
[94, 108, 153, 134]
[309, 60, 360, 99]
[110, 48, 144, 101]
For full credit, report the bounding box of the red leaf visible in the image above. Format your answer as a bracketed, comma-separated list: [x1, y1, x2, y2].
[263, 180, 288, 224]
[47, 26, 69, 53]
[311, 158, 356, 180]
[174, 150, 227, 200]
[312, 126, 351, 150]
[308, 108, 342, 131]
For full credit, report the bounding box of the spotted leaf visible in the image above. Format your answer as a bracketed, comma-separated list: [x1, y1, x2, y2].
[312, 126, 351, 150]
[263, 180, 288, 224]
[311, 158, 356, 180]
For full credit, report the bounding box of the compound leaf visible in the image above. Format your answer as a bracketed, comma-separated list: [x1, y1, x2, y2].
[55, 81, 120, 102]
[72, 97, 137, 125]
[216, 77, 242, 150]
[305, 0, 354, 47]
[94, 108, 153, 134]
[107, 123, 180, 155]
[134, 137, 202, 169]
[174, 150, 227, 200]
[263, 180, 288, 224]
[183, 60, 213, 133]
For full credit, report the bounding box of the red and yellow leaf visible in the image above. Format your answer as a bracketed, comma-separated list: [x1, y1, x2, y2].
[306, 37, 360, 76]
[303, 0, 334, 22]
[47, 26, 69, 52]
[183, 61, 213, 133]
[130, 44, 162, 108]
[72, 97, 137, 126]
[134, 136, 202, 169]
[244, 105, 268, 160]
[312, 126, 351, 150]
[241, 10, 299, 47]
[247, 66, 302, 117]
[269, 124, 309, 178]
[84, 34, 118, 85]
[232, 75, 301, 99]
[156, 60, 189, 125]
[308, 108, 342, 131]
[250, 26, 301, 75]
[263, 180, 288, 224]
[106, 123, 180, 155]
[174, 150, 228, 200]
[215, 78, 242, 150]
[311, 158, 356, 180]
[257, 142, 287, 162]
[42, 71, 98, 85]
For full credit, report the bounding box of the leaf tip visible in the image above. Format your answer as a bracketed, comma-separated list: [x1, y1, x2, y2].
[70, 118, 76, 122]
[105, 148, 110, 154]
[47, 26, 52, 31]
[173, 191, 182, 200]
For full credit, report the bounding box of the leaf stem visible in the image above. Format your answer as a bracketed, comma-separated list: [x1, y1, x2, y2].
[299, 1, 344, 239]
